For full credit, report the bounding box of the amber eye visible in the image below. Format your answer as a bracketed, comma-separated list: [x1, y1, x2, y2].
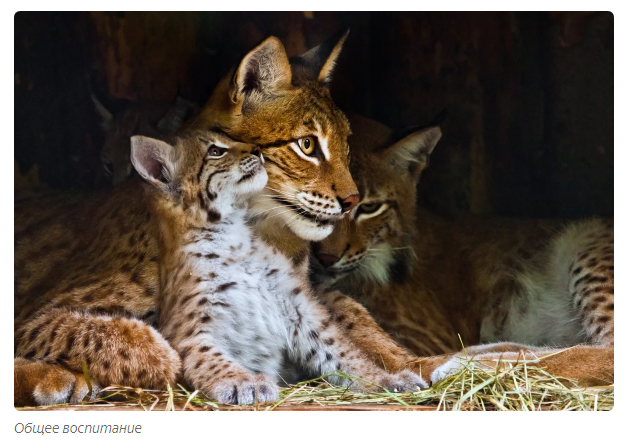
[297, 137, 316, 155]
[207, 145, 228, 158]
[358, 202, 382, 214]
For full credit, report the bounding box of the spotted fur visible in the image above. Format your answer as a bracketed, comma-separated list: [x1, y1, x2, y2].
[191, 32, 359, 248]
[135, 131, 426, 404]
[14, 35, 416, 406]
[313, 115, 614, 387]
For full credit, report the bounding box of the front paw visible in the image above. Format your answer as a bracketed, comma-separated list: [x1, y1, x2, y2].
[15, 359, 102, 407]
[209, 374, 279, 405]
[430, 357, 468, 385]
[405, 355, 453, 382]
[68, 373, 102, 404]
[378, 369, 428, 393]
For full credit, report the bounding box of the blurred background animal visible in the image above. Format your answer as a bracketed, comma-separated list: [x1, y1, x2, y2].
[91, 88, 200, 185]
[312, 114, 613, 387]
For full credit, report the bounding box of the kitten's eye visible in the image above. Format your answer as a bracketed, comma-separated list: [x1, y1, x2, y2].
[207, 145, 228, 158]
[297, 137, 316, 155]
[358, 202, 382, 214]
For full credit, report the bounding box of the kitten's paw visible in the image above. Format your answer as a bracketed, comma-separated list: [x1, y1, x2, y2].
[378, 369, 428, 393]
[210, 374, 279, 405]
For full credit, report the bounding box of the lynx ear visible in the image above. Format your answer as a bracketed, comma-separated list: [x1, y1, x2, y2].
[90, 90, 114, 132]
[384, 126, 442, 181]
[290, 29, 349, 85]
[230, 36, 292, 104]
[88, 75, 131, 132]
[130, 135, 177, 191]
[156, 95, 200, 134]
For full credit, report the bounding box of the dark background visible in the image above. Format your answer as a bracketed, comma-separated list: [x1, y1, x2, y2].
[14, 12, 613, 218]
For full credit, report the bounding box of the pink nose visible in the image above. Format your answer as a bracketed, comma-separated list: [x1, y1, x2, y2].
[317, 254, 340, 268]
[338, 193, 360, 212]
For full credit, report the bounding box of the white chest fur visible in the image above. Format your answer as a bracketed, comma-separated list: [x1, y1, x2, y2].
[179, 213, 311, 378]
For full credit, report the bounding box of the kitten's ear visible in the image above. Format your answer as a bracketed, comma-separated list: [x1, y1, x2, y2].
[290, 29, 349, 85]
[384, 125, 442, 182]
[230, 36, 292, 104]
[130, 136, 177, 191]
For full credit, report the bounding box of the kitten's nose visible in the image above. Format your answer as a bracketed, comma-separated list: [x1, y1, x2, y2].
[338, 193, 360, 212]
[317, 254, 341, 268]
[251, 146, 261, 157]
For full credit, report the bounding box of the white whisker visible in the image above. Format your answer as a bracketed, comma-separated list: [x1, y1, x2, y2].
[282, 210, 306, 228]
[264, 207, 297, 221]
[253, 204, 300, 218]
[260, 194, 296, 199]
[265, 186, 297, 198]
[277, 183, 300, 194]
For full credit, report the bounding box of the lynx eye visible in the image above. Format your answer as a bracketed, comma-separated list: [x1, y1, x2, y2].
[207, 145, 228, 158]
[358, 202, 382, 214]
[297, 137, 316, 155]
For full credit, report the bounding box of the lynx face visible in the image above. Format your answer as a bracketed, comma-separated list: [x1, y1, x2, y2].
[130, 129, 267, 227]
[251, 96, 355, 242]
[313, 117, 442, 284]
[192, 33, 358, 241]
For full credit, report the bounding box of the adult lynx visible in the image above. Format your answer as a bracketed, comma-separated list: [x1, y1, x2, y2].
[313, 115, 613, 387]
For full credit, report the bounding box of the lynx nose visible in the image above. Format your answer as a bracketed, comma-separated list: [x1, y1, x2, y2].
[251, 146, 264, 164]
[338, 194, 360, 212]
[316, 254, 341, 268]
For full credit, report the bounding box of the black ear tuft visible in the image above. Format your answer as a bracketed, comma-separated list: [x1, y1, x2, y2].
[427, 108, 448, 127]
[289, 28, 349, 85]
[389, 108, 448, 145]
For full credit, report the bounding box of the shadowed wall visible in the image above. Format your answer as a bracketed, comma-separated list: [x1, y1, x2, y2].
[14, 11, 613, 218]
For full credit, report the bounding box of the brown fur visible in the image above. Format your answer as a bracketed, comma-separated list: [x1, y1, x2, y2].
[139, 130, 425, 403]
[14, 36, 415, 406]
[314, 115, 614, 387]
[191, 34, 357, 259]
[14, 357, 101, 407]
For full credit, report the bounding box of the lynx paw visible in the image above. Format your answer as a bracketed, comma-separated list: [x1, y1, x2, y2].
[209, 374, 279, 405]
[15, 359, 102, 407]
[85, 318, 181, 389]
[405, 355, 453, 382]
[430, 357, 468, 385]
[379, 369, 428, 392]
[67, 373, 102, 405]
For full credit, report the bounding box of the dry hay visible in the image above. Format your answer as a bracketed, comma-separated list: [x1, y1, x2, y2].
[20, 349, 614, 411]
